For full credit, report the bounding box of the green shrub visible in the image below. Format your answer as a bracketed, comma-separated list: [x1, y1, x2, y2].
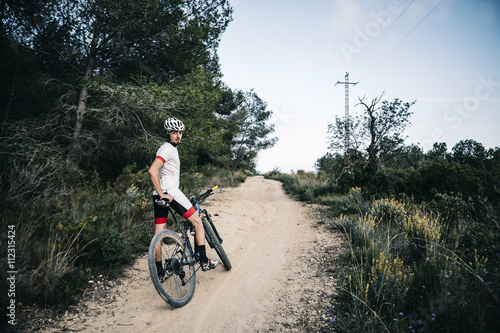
[86, 222, 133, 268]
[330, 197, 499, 332]
[370, 198, 407, 225]
[264, 171, 335, 202]
[367, 252, 414, 317]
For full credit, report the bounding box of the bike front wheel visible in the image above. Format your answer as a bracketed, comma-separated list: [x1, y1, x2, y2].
[202, 217, 232, 270]
[148, 230, 196, 307]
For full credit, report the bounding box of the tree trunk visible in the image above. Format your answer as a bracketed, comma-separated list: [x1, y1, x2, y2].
[68, 22, 100, 160]
[1, 71, 16, 136]
[68, 64, 93, 160]
[367, 109, 378, 174]
[358, 94, 384, 176]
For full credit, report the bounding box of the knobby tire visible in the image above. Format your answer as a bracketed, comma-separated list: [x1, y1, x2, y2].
[202, 217, 232, 270]
[148, 230, 196, 307]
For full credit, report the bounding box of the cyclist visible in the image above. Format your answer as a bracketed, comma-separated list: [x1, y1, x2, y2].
[148, 117, 218, 276]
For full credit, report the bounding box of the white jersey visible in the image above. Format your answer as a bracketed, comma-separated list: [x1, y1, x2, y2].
[154, 142, 180, 194]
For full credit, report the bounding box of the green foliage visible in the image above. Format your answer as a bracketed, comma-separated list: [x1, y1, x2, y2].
[329, 194, 499, 332]
[2, 0, 233, 81]
[223, 89, 278, 170]
[85, 222, 133, 268]
[269, 168, 499, 332]
[328, 94, 415, 174]
[316, 140, 500, 222]
[370, 198, 407, 226]
[1, 0, 273, 182]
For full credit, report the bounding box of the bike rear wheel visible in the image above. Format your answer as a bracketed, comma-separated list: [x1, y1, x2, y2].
[148, 230, 196, 307]
[202, 217, 232, 270]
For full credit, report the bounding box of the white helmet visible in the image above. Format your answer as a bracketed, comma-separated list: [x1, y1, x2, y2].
[164, 117, 185, 132]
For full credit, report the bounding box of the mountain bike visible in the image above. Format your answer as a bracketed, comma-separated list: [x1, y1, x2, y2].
[147, 186, 231, 307]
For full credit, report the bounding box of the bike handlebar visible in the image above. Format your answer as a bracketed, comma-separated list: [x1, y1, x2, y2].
[194, 186, 218, 202]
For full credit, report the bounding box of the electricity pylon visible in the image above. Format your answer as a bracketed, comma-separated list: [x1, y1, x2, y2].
[335, 72, 358, 152]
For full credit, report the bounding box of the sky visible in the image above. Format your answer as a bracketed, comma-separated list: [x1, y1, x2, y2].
[217, 0, 500, 173]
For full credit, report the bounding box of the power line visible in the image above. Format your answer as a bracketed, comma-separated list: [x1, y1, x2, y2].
[350, 0, 408, 71]
[350, 0, 413, 71]
[363, 0, 446, 77]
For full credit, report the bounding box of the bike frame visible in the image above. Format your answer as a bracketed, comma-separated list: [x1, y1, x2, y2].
[160, 186, 222, 269]
[165, 205, 197, 267]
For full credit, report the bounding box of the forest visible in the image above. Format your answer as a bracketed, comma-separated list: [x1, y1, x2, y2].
[0, 0, 277, 321]
[265, 95, 500, 332]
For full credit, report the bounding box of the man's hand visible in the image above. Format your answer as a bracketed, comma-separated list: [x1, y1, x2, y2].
[155, 198, 169, 207]
[155, 194, 173, 207]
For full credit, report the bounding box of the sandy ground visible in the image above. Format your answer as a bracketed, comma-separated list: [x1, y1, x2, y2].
[35, 176, 341, 332]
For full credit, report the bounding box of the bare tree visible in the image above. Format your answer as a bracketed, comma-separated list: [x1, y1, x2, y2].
[327, 92, 415, 175]
[357, 94, 415, 174]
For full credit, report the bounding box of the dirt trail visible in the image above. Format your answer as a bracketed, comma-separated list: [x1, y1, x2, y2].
[43, 176, 341, 332]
